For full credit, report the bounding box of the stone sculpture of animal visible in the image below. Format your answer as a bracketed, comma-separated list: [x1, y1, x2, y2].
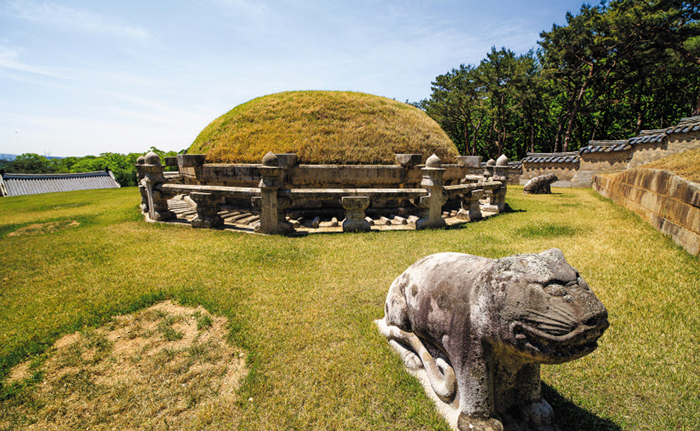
[523, 174, 558, 194]
[377, 249, 608, 431]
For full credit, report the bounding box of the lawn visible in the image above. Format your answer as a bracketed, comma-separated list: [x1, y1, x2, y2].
[0, 186, 698, 430]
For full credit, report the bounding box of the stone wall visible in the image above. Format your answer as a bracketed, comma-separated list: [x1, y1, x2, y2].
[593, 169, 700, 256]
[577, 149, 633, 186]
[520, 153, 580, 187]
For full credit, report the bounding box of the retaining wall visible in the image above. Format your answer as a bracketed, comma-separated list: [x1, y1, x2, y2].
[593, 169, 700, 256]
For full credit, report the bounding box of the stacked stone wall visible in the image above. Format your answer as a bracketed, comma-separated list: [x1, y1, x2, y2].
[593, 169, 700, 256]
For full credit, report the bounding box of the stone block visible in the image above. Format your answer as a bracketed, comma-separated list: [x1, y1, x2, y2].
[457, 155, 481, 168]
[395, 154, 422, 167]
[177, 154, 207, 168]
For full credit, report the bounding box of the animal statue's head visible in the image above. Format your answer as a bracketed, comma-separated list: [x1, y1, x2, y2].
[486, 248, 609, 364]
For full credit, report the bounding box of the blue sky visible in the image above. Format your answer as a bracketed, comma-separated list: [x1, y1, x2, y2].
[1, 0, 585, 157]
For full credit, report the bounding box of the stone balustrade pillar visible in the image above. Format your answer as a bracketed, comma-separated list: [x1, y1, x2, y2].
[256, 152, 294, 234]
[416, 154, 447, 230]
[135, 155, 149, 213]
[190, 192, 223, 228]
[140, 151, 175, 221]
[493, 183, 507, 213]
[457, 188, 484, 221]
[176, 154, 207, 180]
[341, 196, 371, 232]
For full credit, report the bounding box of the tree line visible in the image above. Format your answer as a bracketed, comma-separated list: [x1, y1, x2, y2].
[2, 148, 180, 187]
[416, 0, 700, 161]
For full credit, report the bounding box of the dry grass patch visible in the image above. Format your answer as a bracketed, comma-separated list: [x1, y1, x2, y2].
[7, 220, 79, 238]
[1, 301, 247, 430]
[190, 90, 460, 164]
[640, 147, 700, 183]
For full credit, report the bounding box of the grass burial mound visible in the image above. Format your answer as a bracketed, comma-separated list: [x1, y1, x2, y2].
[189, 91, 460, 164]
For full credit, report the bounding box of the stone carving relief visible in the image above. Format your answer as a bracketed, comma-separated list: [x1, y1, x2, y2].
[377, 249, 608, 431]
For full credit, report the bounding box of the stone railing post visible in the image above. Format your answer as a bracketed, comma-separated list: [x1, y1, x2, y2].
[177, 154, 207, 180]
[135, 155, 149, 213]
[416, 154, 447, 230]
[493, 183, 507, 213]
[255, 152, 294, 234]
[341, 196, 371, 232]
[457, 188, 484, 221]
[140, 151, 175, 221]
[190, 192, 223, 228]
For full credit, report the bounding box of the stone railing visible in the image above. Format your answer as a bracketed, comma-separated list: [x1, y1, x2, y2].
[136, 151, 507, 235]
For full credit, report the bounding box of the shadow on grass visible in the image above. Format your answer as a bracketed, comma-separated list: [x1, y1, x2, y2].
[543, 383, 621, 431]
[501, 203, 525, 214]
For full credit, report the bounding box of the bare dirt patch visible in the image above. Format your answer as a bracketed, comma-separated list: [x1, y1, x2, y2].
[7, 220, 79, 237]
[2, 301, 247, 430]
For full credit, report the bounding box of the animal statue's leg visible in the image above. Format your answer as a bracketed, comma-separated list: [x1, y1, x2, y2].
[377, 318, 457, 401]
[514, 364, 555, 431]
[447, 341, 504, 431]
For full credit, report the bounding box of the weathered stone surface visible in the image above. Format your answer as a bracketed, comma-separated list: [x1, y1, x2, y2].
[457, 156, 482, 168]
[416, 156, 447, 230]
[377, 249, 608, 431]
[341, 196, 371, 232]
[177, 154, 207, 168]
[144, 151, 161, 166]
[395, 154, 422, 167]
[523, 174, 558, 194]
[190, 192, 223, 229]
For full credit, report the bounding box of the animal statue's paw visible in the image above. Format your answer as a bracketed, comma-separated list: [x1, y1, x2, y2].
[390, 340, 422, 370]
[457, 413, 504, 431]
[521, 399, 555, 430]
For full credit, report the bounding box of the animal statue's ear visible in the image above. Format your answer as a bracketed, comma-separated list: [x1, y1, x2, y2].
[540, 248, 565, 261]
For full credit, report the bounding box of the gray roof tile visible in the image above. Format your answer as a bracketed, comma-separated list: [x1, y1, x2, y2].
[1, 171, 120, 197]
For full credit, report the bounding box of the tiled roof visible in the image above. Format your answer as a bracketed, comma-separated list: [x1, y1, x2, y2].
[522, 152, 580, 164]
[0, 170, 120, 197]
[580, 140, 635, 153]
[628, 134, 666, 145]
[666, 116, 700, 134]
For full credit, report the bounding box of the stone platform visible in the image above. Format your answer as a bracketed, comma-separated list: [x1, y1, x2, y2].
[164, 196, 498, 234]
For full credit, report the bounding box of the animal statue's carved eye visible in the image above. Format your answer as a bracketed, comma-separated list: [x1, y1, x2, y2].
[543, 283, 567, 297]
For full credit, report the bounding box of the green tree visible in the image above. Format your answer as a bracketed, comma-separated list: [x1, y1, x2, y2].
[418, 64, 487, 155]
[539, 3, 618, 151]
[420, 0, 700, 159]
[6, 153, 54, 173]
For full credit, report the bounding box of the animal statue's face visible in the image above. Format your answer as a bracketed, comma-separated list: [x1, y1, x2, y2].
[491, 249, 609, 364]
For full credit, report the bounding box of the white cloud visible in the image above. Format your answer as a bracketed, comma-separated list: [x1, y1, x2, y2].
[0, 45, 66, 78]
[6, 1, 155, 44]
